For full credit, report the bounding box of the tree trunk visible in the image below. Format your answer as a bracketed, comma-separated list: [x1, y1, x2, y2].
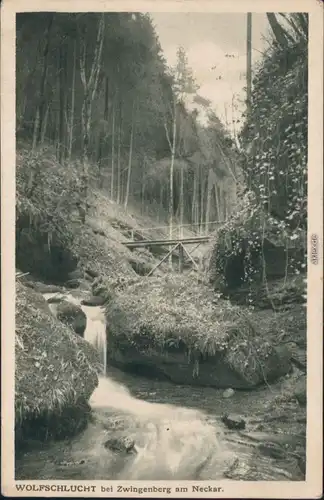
[200, 171, 206, 235]
[40, 104, 50, 144]
[192, 171, 197, 229]
[222, 189, 227, 221]
[32, 13, 54, 150]
[168, 98, 177, 268]
[79, 14, 105, 222]
[111, 97, 116, 200]
[97, 76, 109, 187]
[141, 159, 146, 214]
[124, 102, 135, 210]
[117, 104, 122, 204]
[179, 161, 184, 238]
[205, 169, 213, 235]
[32, 109, 40, 151]
[68, 40, 76, 161]
[58, 44, 66, 164]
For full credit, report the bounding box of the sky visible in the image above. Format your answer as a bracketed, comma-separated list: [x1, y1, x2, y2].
[150, 13, 271, 132]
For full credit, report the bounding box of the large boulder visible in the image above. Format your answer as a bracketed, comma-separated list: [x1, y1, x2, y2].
[106, 276, 291, 389]
[56, 301, 87, 336]
[15, 282, 101, 447]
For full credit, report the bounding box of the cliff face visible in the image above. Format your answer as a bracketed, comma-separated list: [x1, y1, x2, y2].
[15, 281, 101, 447]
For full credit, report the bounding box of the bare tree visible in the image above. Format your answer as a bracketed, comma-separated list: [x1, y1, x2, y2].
[124, 100, 136, 210]
[67, 40, 77, 161]
[79, 14, 105, 222]
[32, 13, 54, 151]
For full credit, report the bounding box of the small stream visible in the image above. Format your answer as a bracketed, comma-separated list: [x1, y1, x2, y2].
[15, 292, 306, 481]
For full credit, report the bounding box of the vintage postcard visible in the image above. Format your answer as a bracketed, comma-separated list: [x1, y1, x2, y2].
[1, 0, 323, 497]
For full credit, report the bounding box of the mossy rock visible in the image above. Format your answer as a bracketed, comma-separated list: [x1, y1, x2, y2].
[92, 275, 140, 301]
[106, 276, 291, 389]
[15, 282, 101, 447]
[128, 257, 152, 276]
[205, 204, 306, 302]
[33, 283, 64, 294]
[293, 376, 306, 407]
[86, 267, 100, 279]
[56, 301, 87, 336]
[67, 270, 84, 281]
[81, 296, 106, 307]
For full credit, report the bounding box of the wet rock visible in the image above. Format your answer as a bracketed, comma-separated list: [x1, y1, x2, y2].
[23, 281, 36, 289]
[296, 454, 306, 475]
[34, 283, 63, 294]
[223, 456, 240, 478]
[257, 442, 286, 459]
[66, 278, 81, 289]
[93, 227, 106, 236]
[104, 436, 136, 454]
[223, 388, 235, 398]
[86, 268, 100, 279]
[81, 296, 106, 307]
[47, 295, 65, 304]
[59, 458, 86, 467]
[91, 277, 114, 301]
[68, 270, 84, 281]
[294, 376, 306, 406]
[221, 414, 246, 431]
[56, 301, 87, 336]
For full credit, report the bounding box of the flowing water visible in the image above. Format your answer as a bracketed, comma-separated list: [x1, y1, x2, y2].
[15, 292, 306, 481]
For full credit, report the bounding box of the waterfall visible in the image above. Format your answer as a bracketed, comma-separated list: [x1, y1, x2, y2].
[43, 292, 108, 374]
[41, 291, 232, 479]
[82, 304, 107, 374]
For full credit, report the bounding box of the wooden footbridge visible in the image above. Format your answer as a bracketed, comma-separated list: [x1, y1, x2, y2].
[122, 220, 224, 276]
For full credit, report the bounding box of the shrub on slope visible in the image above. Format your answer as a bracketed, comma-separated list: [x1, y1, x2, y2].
[206, 26, 307, 298]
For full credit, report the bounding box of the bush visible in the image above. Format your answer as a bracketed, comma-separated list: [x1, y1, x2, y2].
[16, 145, 138, 282]
[239, 30, 307, 229]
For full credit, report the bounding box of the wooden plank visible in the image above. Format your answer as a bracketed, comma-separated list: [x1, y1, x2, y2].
[123, 236, 210, 248]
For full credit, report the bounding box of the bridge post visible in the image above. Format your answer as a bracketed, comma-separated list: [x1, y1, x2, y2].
[179, 243, 184, 273]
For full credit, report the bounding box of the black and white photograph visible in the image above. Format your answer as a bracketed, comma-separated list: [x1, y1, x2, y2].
[1, 0, 323, 497]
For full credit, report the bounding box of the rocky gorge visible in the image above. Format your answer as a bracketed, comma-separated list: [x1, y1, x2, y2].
[13, 10, 309, 483]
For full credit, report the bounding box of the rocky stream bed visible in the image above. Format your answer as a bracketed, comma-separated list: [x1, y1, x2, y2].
[15, 290, 306, 481]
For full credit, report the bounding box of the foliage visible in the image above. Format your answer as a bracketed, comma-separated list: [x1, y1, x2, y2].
[16, 145, 148, 281]
[206, 193, 306, 294]
[16, 12, 238, 228]
[239, 17, 308, 230]
[207, 18, 308, 297]
[16, 145, 83, 249]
